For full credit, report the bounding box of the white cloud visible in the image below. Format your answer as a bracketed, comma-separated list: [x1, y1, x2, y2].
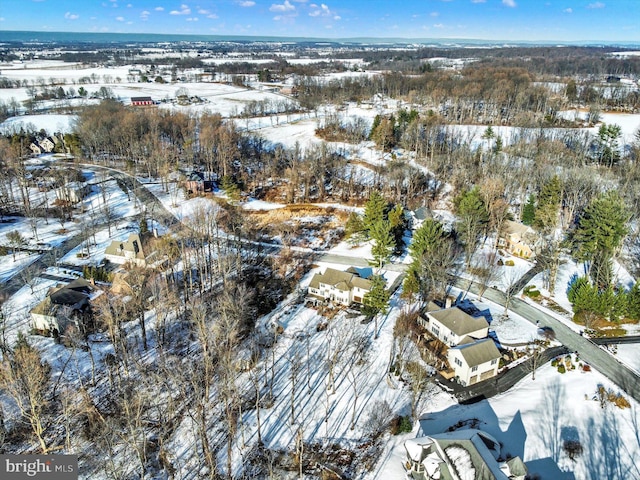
[116, 16, 125, 21]
[170, 4, 191, 15]
[309, 3, 333, 17]
[186, 17, 199, 21]
[563, 7, 572, 13]
[270, 0, 295, 12]
[64, 12, 79, 20]
[587, 2, 605, 8]
[0, 17, 4, 21]
[239, 0, 256, 5]
[502, 0, 516, 6]
[333, 15, 340, 20]
[127, 3, 132, 7]
[155, 6, 164, 11]
[430, 11, 439, 17]
[471, 0, 486, 3]
[433, 23, 444, 28]
[198, 8, 210, 14]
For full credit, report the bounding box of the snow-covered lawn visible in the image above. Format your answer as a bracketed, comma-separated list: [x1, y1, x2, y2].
[0, 251, 40, 283]
[327, 239, 371, 258]
[375, 360, 640, 480]
[615, 344, 640, 374]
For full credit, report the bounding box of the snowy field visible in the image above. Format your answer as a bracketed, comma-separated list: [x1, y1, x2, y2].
[0, 114, 77, 135]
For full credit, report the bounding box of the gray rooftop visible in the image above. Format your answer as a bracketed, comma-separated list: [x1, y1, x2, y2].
[428, 307, 489, 336]
[453, 338, 501, 367]
[309, 267, 373, 291]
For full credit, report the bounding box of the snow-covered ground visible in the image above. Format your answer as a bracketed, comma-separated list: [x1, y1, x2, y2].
[0, 114, 77, 135]
[0, 251, 40, 283]
[375, 359, 640, 480]
[615, 344, 640, 374]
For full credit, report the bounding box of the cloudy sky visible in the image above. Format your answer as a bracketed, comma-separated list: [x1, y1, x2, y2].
[0, 0, 637, 41]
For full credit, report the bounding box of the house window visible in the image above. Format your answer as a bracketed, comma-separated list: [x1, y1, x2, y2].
[454, 358, 462, 367]
[491, 359, 498, 365]
[432, 325, 440, 336]
[471, 366, 478, 372]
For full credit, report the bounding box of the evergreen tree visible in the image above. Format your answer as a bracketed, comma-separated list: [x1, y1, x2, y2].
[627, 283, 640, 320]
[565, 79, 577, 102]
[572, 190, 629, 288]
[402, 266, 421, 300]
[370, 116, 396, 151]
[455, 187, 489, 266]
[534, 176, 562, 233]
[405, 219, 452, 300]
[363, 274, 390, 317]
[595, 123, 622, 167]
[345, 211, 366, 245]
[521, 194, 536, 226]
[370, 220, 395, 269]
[363, 190, 388, 238]
[387, 203, 406, 253]
[221, 175, 240, 201]
[369, 114, 381, 141]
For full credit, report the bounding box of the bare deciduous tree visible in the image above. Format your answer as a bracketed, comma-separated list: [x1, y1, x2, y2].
[0, 336, 52, 453]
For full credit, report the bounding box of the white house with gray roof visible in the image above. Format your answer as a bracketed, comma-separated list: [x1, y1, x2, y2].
[421, 301, 502, 385]
[423, 304, 489, 347]
[307, 267, 373, 305]
[447, 338, 501, 386]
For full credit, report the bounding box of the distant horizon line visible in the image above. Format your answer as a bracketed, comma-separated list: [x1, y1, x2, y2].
[1, 29, 639, 48]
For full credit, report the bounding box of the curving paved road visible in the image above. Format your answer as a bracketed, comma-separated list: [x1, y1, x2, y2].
[317, 252, 640, 403]
[457, 277, 640, 404]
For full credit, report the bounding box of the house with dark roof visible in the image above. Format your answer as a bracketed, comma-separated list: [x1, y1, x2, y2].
[30, 278, 100, 335]
[307, 267, 373, 305]
[410, 206, 432, 229]
[183, 171, 215, 194]
[403, 429, 527, 480]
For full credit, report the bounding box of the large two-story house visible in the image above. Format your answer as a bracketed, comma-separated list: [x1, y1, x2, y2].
[448, 338, 501, 387]
[498, 220, 536, 259]
[307, 267, 373, 306]
[421, 301, 501, 386]
[105, 233, 148, 267]
[422, 303, 490, 347]
[404, 429, 527, 480]
[30, 278, 100, 335]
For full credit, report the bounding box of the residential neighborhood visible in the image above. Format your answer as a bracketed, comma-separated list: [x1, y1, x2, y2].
[0, 20, 639, 480]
